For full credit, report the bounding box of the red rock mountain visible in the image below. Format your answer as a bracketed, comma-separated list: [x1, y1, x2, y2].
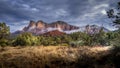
[43, 30, 66, 36]
[22, 20, 79, 35]
[13, 20, 110, 35]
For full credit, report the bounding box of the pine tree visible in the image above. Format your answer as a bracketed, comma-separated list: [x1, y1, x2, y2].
[0, 22, 10, 46]
[107, 2, 120, 29]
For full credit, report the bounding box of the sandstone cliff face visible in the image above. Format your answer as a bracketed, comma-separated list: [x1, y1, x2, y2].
[49, 21, 79, 31]
[36, 20, 46, 29]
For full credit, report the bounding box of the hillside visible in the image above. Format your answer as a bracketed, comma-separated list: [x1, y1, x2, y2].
[0, 46, 119, 68]
[43, 30, 66, 36]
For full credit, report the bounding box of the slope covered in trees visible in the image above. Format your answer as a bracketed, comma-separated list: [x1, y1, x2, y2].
[0, 22, 120, 46]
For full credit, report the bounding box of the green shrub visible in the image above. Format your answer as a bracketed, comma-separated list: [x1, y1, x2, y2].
[0, 39, 9, 46]
[61, 43, 69, 46]
[13, 33, 38, 46]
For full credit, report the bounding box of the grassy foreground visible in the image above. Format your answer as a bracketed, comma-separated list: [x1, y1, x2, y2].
[0, 46, 120, 68]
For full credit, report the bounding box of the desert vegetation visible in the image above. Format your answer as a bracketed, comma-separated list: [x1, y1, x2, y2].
[0, 46, 120, 68]
[0, 1, 120, 68]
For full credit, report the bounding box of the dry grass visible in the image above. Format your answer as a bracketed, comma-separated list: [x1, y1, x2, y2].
[0, 46, 119, 68]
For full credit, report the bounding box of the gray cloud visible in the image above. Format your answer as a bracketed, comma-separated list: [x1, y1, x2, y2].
[0, 0, 119, 32]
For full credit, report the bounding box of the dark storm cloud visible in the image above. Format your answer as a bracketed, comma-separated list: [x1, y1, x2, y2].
[0, 0, 32, 22]
[0, 0, 119, 32]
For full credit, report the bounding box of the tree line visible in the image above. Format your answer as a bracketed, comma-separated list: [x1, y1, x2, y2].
[0, 22, 120, 46]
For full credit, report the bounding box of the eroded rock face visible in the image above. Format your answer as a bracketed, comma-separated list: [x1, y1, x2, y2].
[36, 20, 46, 29]
[49, 21, 79, 31]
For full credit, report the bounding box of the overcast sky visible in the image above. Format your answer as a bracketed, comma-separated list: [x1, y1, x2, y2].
[0, 0, 119, 32]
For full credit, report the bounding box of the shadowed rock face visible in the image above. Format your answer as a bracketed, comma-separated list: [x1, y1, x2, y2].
[23, 20, 36, 31]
